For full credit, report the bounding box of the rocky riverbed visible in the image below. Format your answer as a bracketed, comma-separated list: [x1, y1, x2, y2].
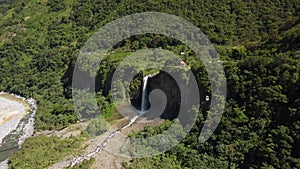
[0, 92, 37, 169]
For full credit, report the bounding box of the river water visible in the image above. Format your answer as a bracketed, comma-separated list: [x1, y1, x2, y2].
[0, 93, 36, 168]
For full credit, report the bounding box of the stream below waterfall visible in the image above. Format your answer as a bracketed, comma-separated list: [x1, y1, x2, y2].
[53, 76, 151, 168]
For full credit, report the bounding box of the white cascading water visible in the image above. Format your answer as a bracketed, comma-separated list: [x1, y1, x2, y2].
[141, 76, 149, 113]
[67, 76, 151, 168]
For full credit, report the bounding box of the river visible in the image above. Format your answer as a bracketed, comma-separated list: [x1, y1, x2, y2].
[0, 92, 37, 168]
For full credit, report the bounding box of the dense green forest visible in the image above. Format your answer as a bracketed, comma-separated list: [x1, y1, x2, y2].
[0, 0, 299, 168]
[9, 134, 87, 169]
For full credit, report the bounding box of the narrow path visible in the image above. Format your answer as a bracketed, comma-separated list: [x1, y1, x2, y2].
[49, 116, 139, 169]
[50, 116, 163, 169]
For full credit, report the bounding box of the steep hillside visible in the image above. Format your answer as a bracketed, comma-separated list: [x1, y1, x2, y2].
[0, 0, 299, 130]
[0, 0, 299, 168]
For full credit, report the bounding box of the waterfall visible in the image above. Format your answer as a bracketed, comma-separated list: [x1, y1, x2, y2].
[54, 76, 152, 168]
[141, 76, 149, 113]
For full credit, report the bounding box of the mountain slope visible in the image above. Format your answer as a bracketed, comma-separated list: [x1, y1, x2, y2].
[0, 0, 299, 168]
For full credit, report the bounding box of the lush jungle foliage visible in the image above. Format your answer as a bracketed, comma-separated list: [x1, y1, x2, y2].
[9, 134, 86, 169]
[0, 0, 299, 168]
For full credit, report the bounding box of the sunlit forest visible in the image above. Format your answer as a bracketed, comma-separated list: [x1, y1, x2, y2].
[0, 0, 299, 168]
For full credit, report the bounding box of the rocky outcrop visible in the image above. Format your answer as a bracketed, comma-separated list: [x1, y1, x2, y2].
[146, 71, 181, 120]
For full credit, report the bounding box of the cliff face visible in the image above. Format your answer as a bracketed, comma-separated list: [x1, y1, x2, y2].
[139, 69, 205, 123]
[146, 71, 181, 120]
[130, 69, 205, 120]
[129, 71, 181, 119]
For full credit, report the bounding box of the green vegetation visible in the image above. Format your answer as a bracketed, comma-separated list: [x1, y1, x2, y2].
[64, 158, 95, 169]
[9, 134, 87, 169]
[0, 0, 299, 168]
[86, 117, 108, 137]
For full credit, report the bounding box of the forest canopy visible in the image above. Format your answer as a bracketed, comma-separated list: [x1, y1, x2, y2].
[0, 0, 299, 168]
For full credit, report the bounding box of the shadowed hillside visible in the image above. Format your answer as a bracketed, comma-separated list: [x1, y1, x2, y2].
[0, 0, 299, 168]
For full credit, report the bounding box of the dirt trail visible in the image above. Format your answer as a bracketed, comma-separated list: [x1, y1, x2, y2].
[49, 117, 163, 169]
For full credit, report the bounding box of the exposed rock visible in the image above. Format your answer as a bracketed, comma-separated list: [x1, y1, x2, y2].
[147, 71, 181, 120]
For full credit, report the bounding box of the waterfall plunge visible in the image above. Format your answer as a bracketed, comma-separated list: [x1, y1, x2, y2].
[141, 76, 149, 113]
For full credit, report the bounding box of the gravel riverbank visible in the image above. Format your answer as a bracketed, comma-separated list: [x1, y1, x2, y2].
[0, 92, 37, 169]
